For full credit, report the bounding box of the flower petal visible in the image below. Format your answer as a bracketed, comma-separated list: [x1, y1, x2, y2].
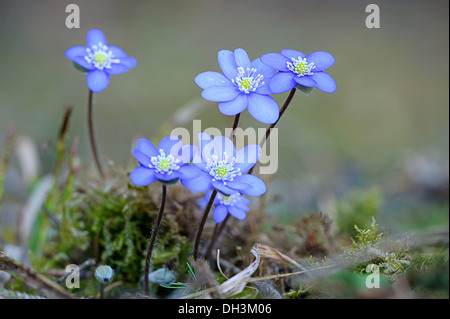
[118, 56, 137, 69]
[130, 167, 157, 186]
[234, 48, 251, 69]
[218, 49, 238, 80]
[105, 64, 129, 75]
[252, 58, 275, 94]
[155, 172, 181, 182]
[235, 144, 261, 173]
[228, 206, 246, 220]
[218, 93, 248, 116]
[195, 71, 233, 90]
[181, 171, 212, 192]
[201, 86, 241, 102]
[108, 45, 128, 58]
[73, 56, 95, 70]
[251, 58, 275, 80]
[281, 49, 306, 60]
[269, 71, 297, 94]
[238, 196, 251, 206]
[194, 132, 213, 166]
[213, 205, 228, 223]
[137, 138, 158, 157]
[247, 94, 279, 124]
[192, 132, 214, 170]
[260, 53, 290, 72]
[232, 174, 266, 196]
[132, 149, 151, 167]
[86, 29, 107, 47]
[212, 135, 236, 160]
[178, 165, 201, 180]
[212, 181, 239, 195]
[157, 136, 182, 156]
[294, 76, 316, 87]
[86, 70, 110, 93]
[235, 202, 250, 213]
[178, 144, 197, 163]
[306, 51, 335, 72]
[308, 72, 337, 93]
[225, 179, 251, 192]
[65, 46, 87, 60]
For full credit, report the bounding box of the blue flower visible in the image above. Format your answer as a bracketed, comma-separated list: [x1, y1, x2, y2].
[181, 132, 266, 197]
[130, 136, 200, 186]
[65, 29, 137, 93]
[195, 48, 279, 124]
[198, 190, 251, 223]
[261, 50, 336, 94]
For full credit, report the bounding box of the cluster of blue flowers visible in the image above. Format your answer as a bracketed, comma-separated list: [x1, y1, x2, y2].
[66, 30, 335, 224]
[126, 47, 335, 223]
[66, 29, 336, 257]
[65, 28, 336, 283]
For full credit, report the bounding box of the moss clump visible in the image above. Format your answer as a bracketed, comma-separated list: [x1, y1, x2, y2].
[341, 217, 410, 281]
[337, 188, 382, 237]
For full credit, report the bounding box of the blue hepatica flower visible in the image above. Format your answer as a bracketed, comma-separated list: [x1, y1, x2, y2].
[261, 50, 336, 94]
[130, 136, 200, 187]
[65, 29, 137, 93]
[181, 132, 266, 197]
[198, 190, 251, 223]
[195, 48, 279, 124]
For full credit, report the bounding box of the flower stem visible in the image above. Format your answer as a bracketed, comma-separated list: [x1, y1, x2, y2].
[204, 214, 230, 260]
[229, 113, 241, 140]
[144, 184, 167, 295]
[211, 89, 298, 244]
[193, 188, 218, 261]
[248, 88, 297, 175]
[203, 114, 241, 260]
[87, 90, 104, 179]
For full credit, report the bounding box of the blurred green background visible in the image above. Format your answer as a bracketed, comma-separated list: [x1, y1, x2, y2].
[0, 0, 448, 227]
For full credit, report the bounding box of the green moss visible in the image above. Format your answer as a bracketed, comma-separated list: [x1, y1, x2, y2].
[337, 188, 382, 237]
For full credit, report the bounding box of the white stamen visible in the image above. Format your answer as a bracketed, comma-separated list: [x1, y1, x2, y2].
[287, 56, 315, 77]
[231, 67, 265, 93]
[218, 193, 241, 206]
[206, 154, 241, 185]
[148, 149, 181, 175]
[84, 42, 120, 70]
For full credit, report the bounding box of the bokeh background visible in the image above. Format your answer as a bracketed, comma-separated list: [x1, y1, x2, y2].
[0, 0, 448, 232]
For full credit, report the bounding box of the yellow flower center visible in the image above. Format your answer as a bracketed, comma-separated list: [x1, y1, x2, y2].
[287, 57, 315, 77]
[295, 61, 309, 75]
[94, 52, 108, 65]
[238, 78, 252, 92]
[158, 158, 171, 171]
[215, 165, 230, 178]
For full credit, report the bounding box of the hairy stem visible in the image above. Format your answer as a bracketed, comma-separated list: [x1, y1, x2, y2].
[203, 114, 241, 260]
[212, 89, 298, 243]
[193, 188, 218, 261]
[144, 184, 167, 295]
[248, 88, 297, 175]
[87, 90, 104, 179]
[229, 113, 241, 140]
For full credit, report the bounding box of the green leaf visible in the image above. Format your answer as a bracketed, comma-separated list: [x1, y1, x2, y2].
[72, 61, 89, 73]
[295, 84, 314, 95]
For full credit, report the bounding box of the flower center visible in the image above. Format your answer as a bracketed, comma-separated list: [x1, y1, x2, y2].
[85, 42, 120, 70]
[149, 149, 180, 175]
[94, 52, 107, 65]
[232, 67, 264, 93]
[287, 57, 315, 77]
[218, 193, 241, 206]
[206, 153, 241, 185]
[215, 165, 230, 178]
